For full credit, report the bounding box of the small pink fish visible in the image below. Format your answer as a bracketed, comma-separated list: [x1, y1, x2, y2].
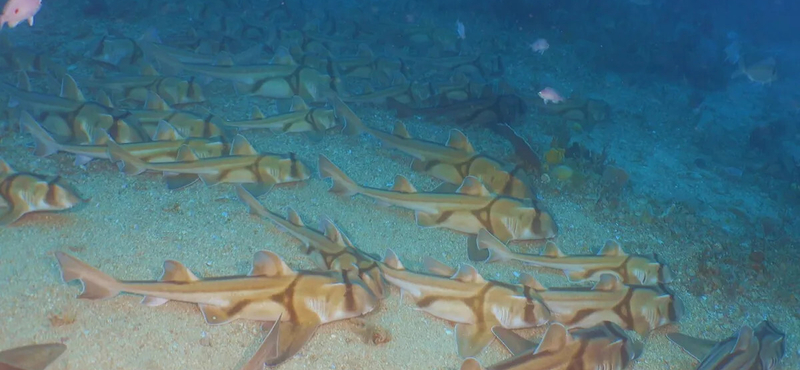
[456, 20, 465, 39]
[0, 0, 41, 29]
[530, 38, 549, 54]
[538, 87, 564, 104]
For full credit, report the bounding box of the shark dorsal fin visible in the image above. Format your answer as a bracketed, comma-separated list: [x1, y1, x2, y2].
[593, 274, 622, 291]
[423, 257, 456, 277]
[456, 176, 490, 197]
[392, 121, 411, 139]
[598, 240, 626, 256]
[320, 218, 348, 246]
[271, 46, 297, 66]
[519, 273, 547, 291]
[541, 241, 566, 258]
[213, 52, 235, 67]
[95, 90, 114, 108]
[140, 63, 160, 76]
[452, 264, 485, 283]
[391, 175, 417, 193]
[176, 145, 199, 162]
[109, 118, 140, 144]
[60, 74, 86, 101]
[17, 71, 31, 91]
[145, 91, 170, 111]
[446, 130, 474, 153]
[250, 251, 295, 277]
[286, 208, 304, 227]
[251, 106, 265, 119]
[230, 135, 258, 156]
[160, 260, 199, 282]
[152, 120, 183, 141]
[290, 95, 309, 111]
[0, 159, 15, 176]
[90, 128, 113, 146]
[382, 249, 405, 270]
[535, 323, 569, 354]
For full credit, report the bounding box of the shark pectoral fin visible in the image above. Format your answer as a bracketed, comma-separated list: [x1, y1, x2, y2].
[0, 343, 66, 370]
[666, 333, 717, 361]
[460, 358, 484, 370]
[164, 173, 200, 190]
[263, 317, 321, 367]
[455, 323, 495, 358]
[199, 304, 240, 325]
[476, 228, 510, 263]
[414, 211, 442, 228]
[241, 183, 275, 198]
[491, 326, 536, 356]
[240, 317, 282, 370]
[0, 206, 27, 226]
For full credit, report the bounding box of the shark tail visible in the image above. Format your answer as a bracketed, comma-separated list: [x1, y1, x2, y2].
[55, 252, 121, 300]
[107, 141, 147, 175]
[317, 154, 359, 197]
[19, 111, 61, 157]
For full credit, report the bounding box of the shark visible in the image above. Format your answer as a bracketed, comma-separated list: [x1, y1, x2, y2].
[0, 72, 119, 144]
[378, 249, 551, 357]
[107, 134, 310, 196]
[461, 321, 643, 370]
[475, 229, 674, 285]
[55, 251, 379, 367]
[519, 273, 684, 335]
[224, 96, 338, 140]
[122, 91, 228, 140]
[235, 185, 385, 298]
[667, 320, 785, 370]
[81, 64, 206, 107]
[0, 343, 66, 370]
[331, 96, 532, 200]
[0, 159, 85, 226]
[22, 112, 225, 167]
[318, 154, 557, 243]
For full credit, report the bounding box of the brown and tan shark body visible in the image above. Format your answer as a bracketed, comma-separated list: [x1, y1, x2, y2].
[236, 186, 385, 298]
[82, 64, 206, 107]
[22, 112, 224, 166]
[0, 343, 66, 370]
[225, 96, 338, 139]
[108, 135, 309, 195]
[379, 250, 551, 357]
[667, 320, 785, 370]
[461, 321, 642, 370]
[123, 92, 227, 139]
[333, 97, 531, 199]
[476, 229, 674, 285]
[521, 273, 683, 334]
[319, 155, 557, 243]
[0, 73, 118, 144]
[55, 251, 379, 366]
[0, 159, 84, 226]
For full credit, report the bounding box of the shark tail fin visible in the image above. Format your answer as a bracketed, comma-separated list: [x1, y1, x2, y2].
[317, 154, 359, 197]
[107, 141, 147, 175]
[55, 252, 120, 300]
[19, 111, 61, 157]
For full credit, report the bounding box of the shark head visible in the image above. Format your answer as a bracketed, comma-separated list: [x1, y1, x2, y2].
[754, 320, 786, 370]
[633, 283, 684, 333]
[516, 207, 558, 241]
[317, 269, 380, 322]
[271, 153, 312, 184]
[629, 255, 674, 285]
